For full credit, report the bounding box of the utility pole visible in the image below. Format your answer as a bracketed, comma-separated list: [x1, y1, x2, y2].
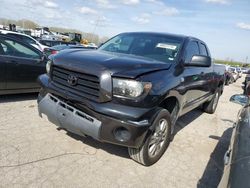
[91, 15, 101, 43]
[246, 56, 248, 64]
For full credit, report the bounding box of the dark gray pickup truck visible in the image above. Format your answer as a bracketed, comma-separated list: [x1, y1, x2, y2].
[38, 32, 224, 166]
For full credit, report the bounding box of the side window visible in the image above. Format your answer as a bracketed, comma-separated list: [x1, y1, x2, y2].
[21, 36, 37, 45]
[0, 43, 7, 55]
[200, 43, 208, 56]
[3, 38, 40, 59]
[185, 41, 199, 63]
[7, 34, 36, 45]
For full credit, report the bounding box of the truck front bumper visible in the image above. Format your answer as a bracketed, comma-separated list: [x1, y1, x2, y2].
[39, 94, 102, 140]
[38, 93, 151, 148]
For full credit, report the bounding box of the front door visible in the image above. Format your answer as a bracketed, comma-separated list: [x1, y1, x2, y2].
[0, 36, 45, 90]
[0, 43, 6, 90]
[181, 40, 205, 109]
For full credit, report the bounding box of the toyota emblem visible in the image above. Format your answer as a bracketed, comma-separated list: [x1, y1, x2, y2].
[67, 75, 78, 86]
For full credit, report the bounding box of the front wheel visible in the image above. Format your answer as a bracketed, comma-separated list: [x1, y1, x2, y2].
[128, 109, 171, 166]
[202, 90, 220, 114]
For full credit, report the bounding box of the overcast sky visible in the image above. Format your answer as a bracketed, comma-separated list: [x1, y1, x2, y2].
[0, 0, 249, 62]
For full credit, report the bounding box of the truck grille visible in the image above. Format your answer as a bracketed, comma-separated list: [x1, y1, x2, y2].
[51, 66, 100, 101]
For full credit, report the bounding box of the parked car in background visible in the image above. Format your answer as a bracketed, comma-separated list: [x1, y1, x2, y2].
[0, 29, 48, 51]
[236, 67, 242, 78]
[243, 74, 250, 94]
[39, 39, 77, 47]
[219, 94, 250, 188]
[85, 42, 98, 49]
[37, 32, 225, 166]
[241, 67, 249, 74]
[225, 66, 234, 85]
[44, 44, 91, 56]
[228, 67, 239, 82]
[0, 34, 47, 95]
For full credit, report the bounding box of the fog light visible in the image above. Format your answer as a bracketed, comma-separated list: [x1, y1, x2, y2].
[114, 127, 131, 142]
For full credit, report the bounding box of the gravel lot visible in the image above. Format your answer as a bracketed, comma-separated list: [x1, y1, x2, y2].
[0, 76, 245, 188]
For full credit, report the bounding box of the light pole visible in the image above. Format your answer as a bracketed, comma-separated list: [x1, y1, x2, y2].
[91, 15, 100, 43]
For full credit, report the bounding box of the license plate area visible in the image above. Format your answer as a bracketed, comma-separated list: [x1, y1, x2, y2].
[45, 94, 102, 139]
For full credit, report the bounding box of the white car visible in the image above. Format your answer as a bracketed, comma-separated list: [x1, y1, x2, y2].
[236, 67, 243, 78]
[0, 29, 48, 51]
[229, 67, 239, 81]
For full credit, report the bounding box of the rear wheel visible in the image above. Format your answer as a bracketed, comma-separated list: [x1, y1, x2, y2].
[202, 90, 220, 114]
[128, 109, 171, 166]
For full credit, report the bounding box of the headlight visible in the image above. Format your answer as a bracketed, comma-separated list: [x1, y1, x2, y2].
[46, 60, 52, 74]
[113, 78, 152, 98]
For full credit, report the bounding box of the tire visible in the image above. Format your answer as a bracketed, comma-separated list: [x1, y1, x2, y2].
[128, 109, 171, 166]
[202, 90, 220, 114]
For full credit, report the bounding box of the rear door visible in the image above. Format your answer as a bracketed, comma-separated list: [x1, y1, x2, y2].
[0, 36, 45, 90]
[198, 42, 213, 96]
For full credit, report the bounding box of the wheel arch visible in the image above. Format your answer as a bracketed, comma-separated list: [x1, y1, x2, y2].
[159, 96, 180, 114]
[158, 95, 181, 135]
[218, 80, 224, 94]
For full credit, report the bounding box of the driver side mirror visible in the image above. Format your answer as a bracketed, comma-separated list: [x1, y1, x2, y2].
[230, 94, 249, 106]
[186, 55, 211, 67]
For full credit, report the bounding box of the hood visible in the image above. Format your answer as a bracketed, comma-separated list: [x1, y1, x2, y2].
[52, 49, 172, 79]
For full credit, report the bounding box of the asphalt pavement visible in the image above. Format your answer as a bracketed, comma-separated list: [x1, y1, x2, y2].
[0, 76, 245, 188]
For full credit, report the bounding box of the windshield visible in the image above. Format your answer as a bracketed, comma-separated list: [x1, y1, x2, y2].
[98, 33, 183, 63]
